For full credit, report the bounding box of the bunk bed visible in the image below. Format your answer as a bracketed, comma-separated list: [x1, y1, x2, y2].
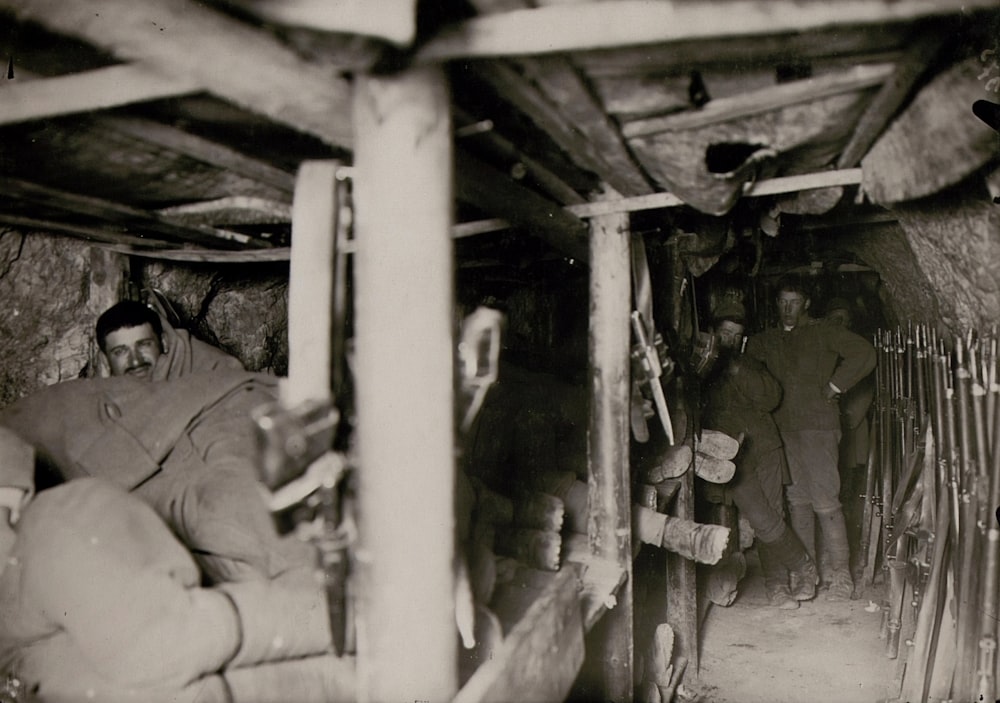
[2, 2, 999, 701]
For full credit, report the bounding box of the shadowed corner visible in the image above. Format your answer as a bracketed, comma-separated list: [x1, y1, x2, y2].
[973, 99, 1000, 133]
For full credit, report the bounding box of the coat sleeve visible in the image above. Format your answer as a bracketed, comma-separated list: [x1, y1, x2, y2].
[730, 356, 782, 413]
[826, 325, 877, 395]
[19, 480, 242, 691]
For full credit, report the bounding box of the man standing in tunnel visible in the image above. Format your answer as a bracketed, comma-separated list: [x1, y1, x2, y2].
[746, 277, 876, 601]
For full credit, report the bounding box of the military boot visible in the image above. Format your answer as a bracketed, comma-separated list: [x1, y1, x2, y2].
[757, 540, 798, 610]
[787, 502, 816, 561]
[817, 508, 854, 601]
[766, 526, 818, 601]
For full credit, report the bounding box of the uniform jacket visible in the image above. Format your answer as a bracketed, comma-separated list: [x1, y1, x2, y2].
[746, 318, 876, 432]
[0, 478, 350, 703]
[704, 353, 783, 468]
[0, 371, 277, 490]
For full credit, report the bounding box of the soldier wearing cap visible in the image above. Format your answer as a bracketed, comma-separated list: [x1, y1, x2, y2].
[703, 299, 818, 609]
[746, 277, 876, 601]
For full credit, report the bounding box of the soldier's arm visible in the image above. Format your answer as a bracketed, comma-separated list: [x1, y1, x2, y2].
[827, 326, 877, 394]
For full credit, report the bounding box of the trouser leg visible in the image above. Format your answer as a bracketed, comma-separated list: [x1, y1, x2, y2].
[816, 507, 854, 601]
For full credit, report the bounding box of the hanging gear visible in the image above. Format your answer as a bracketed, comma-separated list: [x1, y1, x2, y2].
[630, 232, 677, 444]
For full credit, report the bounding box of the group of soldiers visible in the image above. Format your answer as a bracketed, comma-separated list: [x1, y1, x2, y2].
[701, 277, 876, 608]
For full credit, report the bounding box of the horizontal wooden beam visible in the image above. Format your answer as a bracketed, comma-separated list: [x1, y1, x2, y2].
[0, 63, 200, 126]
[419, 0, 1000, 61]
[232, 0, 417, 46]
[454, 168, 863, 234]
[1, 0, 354, 149]
[0, 177, 262, 248]
[107, 117, 297, 194]
[622, 63, 893, 137]
[0, 213, 162, 248]
[455, 149, 590, 262]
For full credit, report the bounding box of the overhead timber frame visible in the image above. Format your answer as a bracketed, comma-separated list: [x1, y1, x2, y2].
[332, 21, 904, 703]
[341, 56, 866, 703]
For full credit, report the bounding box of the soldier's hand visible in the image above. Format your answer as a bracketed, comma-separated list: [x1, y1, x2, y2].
[824, 383, 842, 404]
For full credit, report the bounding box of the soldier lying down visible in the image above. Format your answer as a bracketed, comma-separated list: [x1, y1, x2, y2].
[0, 427, 355, 703]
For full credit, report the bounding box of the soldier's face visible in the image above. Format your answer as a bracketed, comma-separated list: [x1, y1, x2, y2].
[777, 291, 809, 328]
[716, 320, 745, 351]
[826, 309, 852, 329]
[103, 324, 163, 379]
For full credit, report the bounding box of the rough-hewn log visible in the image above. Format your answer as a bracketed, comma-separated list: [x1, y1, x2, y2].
[352, 64, 457, 702]
[0, 0, 354, 148]
[231, 0, 417, 46]
[418, 0, 998, 61]
[0, 63, 199, 126]
[836, 30, 948, 168]
[862, 57, 998, 204]
[623, 63, 893, 137]
[454, 149, 589, 262]
[0, 177, 257, 248]
[474, 60, 647, 197]
[514, 56, 653, 195]
[107, 117, 296, 194]
[587, 207, 634, 702]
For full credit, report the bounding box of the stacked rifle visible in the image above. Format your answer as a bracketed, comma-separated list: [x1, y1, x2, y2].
[858, 323, 1000, 702]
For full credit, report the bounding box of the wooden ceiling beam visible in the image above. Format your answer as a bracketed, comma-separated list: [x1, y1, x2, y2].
[515, 56, 653, 196]
[475, 61, 650, 197]
[0, 213, 168, 248]
[455, 149, 590, 262]
[0, 63, 200, 126]
[0, 0, 354, 148]
[418, 0, 1000, 61]
[0, 177, 262, 248]
[105, 117, 296, 194]
[622, 62, 894, 137]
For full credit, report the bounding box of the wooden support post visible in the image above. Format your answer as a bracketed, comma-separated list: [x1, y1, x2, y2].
[284, 161, 340, 406]
[352, 65, 458, 702]
[666, 437, 700, 676]
[587, 209, 634, 702]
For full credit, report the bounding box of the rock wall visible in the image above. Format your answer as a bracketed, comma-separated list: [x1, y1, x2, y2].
[138, 259, 291, 375]
[0, 230, 125, 405]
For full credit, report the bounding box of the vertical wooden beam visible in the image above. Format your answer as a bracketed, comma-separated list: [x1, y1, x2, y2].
[666, 439, 699, 675]
[352, 66, 458, 702]
[284, 161, 340, 406]
[587, 209, 634, 702]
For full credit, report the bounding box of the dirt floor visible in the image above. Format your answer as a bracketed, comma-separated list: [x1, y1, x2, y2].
[683, 550, 899, 703]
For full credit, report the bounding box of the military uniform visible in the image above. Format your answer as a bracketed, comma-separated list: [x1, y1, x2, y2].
[0, 477, 354, 703]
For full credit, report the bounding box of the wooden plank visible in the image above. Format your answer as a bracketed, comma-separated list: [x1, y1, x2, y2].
[450, 168, 863, 237]
[0, 177, 259, 248]
[666, 466, 699, 675]
[1, 0, 354, 149]
[232, 0, 417, 45]
[573, 25, 912, 77]
[564, 533, 629, 631]
[107, 117, 296, 194]
[284, 161, 340, 406]
[516, 56, 652, 195]
[474, 60, 645, 197]
[454, 106, 586, 205]
[836, 32, 947, 168]
[622, 63, 893, 137]
[454, 149, 590, 262]
[862, 57, 998, 204]
[352, 65, 457, 703]
[157, 197, 292, 226]
[587, 207, 634, 702]
[453, 568, 584, 703]
[0, 63, 200, 126]
[107, 245, 293, 263]
[418, 0, 1000, 61]
[0, 213, 164, 248]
